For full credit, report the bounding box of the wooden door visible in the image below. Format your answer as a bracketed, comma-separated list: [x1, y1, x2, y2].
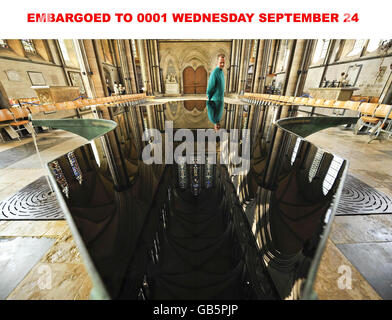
[183, 66, 207, 94]
[183, 67, 195, 94]
[195, 66, 207, 94]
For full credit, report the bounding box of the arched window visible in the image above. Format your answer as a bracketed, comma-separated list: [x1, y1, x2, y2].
[312, 39, 330, 64]
[275, 40, 290, 72]
[58, 39, 70, 62]
[366, 39, 389, 53]
[347, 39, 365, 57]
[21, 39, 36, 54]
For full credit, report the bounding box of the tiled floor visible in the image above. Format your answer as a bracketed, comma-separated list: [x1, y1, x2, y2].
[0, 130, 92, 300]
[0, 98, 391, 300]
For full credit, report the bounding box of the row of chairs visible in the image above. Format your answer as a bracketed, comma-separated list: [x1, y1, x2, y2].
[0, 93, 148, 142]
[242, 93, 392, 142]
[22, 93, 148, 114]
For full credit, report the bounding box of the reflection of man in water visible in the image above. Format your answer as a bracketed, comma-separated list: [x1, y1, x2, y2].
[207, 54, 225, 132]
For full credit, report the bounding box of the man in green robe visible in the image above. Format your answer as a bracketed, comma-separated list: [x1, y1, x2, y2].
[206, 54, 225, 132]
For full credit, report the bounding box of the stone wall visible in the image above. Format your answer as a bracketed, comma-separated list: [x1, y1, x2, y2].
[0, 39, 85, 101]
[0, 58, 68, 100]
[158, 40, 231, 94]
[304, 56, 392, 97]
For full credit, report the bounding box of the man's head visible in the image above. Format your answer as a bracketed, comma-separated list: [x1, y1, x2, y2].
[217, 54, 225, 69]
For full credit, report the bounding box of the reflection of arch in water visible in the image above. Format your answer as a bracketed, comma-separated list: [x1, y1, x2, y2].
[184, 100, 206, 111]
[163, 101, 212, 128]
[165, 101, 183, 121]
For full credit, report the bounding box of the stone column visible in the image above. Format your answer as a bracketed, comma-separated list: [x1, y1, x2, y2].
[150, 40, 162, 94]
[259, 40, 272, 93]
[124, 40, 138, 93]
[237, 40, 246, 94]
[116, 40, 130, 94]
[238, 40, 252, 94]
[145, 40, 154, 94]
[152, 40, 162, 94]
[230, 40, 240, 93]
[0, 81, 10, 107]
[253, 40, 265, 93]
[268, 40, 277, 74]
[284, 39, 308, 97]
[137, 40, 151, 95]
[83, 39, 106, 97]
[228, 40, 237, 93]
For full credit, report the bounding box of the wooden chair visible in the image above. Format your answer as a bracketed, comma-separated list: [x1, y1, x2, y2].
[361, 104, 392, 142]
[322, 100, 335, 108]
[354, 103, 379, 134]
[0, 108, 16, 141]
[305, 98, 316, 106]
[27, 105, 44, 115]
[10, 107, 34, 136]
[344, 101, 361, 112]
[332, 100, 346, 116]
[314, 98, 326, 107]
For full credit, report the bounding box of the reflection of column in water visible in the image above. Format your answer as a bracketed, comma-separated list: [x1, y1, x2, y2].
[32, 131, 55, 195]
[190, 156, 201, 196]
[204, 155, 214, 189]
[177, 156, 187, 189]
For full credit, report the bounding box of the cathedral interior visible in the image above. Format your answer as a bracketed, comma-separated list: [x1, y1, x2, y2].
[0, 39, 391, 300]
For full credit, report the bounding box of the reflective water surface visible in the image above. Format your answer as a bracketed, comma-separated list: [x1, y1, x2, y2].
[47, 99, 347, 300]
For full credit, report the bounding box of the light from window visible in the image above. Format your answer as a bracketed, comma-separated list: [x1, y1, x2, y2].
[290, 137, 301, 165]
[347, 39, 365, 57]
[252, 40, 258, 59]
[308, 150, 324, 182]
[21, 39, 36, 54]
[131, 40, 138, 58]
[282, 40, 291, 71]
[322, 155, 344, 195]
[58, 39, 71, 62]
[366, 39, 388, 53]
[0, 39, 8, 48]
[277, 40, 290, 72]
[312, 39, 330, 64]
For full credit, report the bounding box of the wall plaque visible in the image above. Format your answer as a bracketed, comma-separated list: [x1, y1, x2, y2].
[5, 69, 21, 82]
[27, 71, 46, 86]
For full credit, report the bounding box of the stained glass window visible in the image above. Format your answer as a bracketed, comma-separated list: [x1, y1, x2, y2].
[0, 39, 8, 48]
[21, 39, 36, 54]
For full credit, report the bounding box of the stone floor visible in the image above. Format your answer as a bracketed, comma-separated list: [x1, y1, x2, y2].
[0, 97, 391, 300]
[307, 126, 392, 300]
